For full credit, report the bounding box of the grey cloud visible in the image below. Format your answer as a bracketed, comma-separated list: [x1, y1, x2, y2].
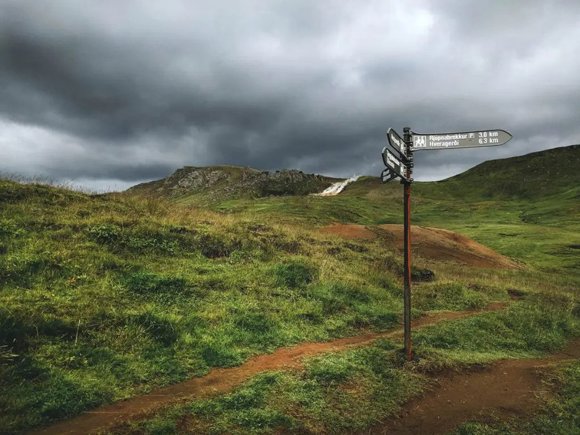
[0, 0, 579, 190]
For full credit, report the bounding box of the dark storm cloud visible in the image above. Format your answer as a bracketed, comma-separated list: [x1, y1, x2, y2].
[1, 0, 579, 191]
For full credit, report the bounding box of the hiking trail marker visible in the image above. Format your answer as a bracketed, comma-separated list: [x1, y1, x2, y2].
[380, 126, 512, 361]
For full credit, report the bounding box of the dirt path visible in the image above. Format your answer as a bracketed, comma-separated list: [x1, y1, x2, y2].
[30, 305, 505, 435]
[320, 224, 519, 269]
[367, 338, 580, 435]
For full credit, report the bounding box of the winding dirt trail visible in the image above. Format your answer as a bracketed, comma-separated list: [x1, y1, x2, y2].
[367, 338, 580, 435]
[30, 305, 505, 435]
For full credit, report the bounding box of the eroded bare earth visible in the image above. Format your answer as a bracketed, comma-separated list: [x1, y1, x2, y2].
[368, 338, 580, 435]
[320, 224, 519, 269]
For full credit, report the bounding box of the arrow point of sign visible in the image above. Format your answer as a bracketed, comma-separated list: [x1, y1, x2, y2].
[500, 129, 513, 140]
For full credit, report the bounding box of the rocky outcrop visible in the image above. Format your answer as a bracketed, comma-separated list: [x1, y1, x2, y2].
[128, 166, 340, 201]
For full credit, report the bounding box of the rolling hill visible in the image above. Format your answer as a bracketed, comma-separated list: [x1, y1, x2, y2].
[433, 144, 580, 199]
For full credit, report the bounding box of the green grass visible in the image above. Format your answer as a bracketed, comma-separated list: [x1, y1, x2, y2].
[0, 180, 412, 431]
[119, 291, 578, 434]
[118, 340, 425, 434]
[1, 146, 579, 433]
[413, 293, 579, 365]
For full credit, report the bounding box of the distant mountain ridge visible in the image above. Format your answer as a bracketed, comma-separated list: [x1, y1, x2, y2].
[128, 145, 579, 203]
[128, 165, 340, 201]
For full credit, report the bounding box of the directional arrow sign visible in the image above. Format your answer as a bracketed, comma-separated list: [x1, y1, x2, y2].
[381, 168, 397, 184]
[412, 129, 512, 151]
[382, 147, 409, 180]
[387, 128, 406, 157]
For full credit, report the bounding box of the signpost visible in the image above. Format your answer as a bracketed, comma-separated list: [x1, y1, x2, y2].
[382, 147, 409, 180]
[380, 126, 512, 361]
[387, 128, 406, 157]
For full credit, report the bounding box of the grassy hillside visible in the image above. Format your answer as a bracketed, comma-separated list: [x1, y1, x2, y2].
[192, 146, 580, 270]
[441, 144, 580, 199]
[0, 179, 415, 431]
[0, 146, 579, 433]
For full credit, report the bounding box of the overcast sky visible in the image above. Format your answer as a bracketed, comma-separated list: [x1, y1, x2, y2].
[1, 0, 579, 191]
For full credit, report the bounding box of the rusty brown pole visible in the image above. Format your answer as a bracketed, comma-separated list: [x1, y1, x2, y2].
[403, 127, 413, 361]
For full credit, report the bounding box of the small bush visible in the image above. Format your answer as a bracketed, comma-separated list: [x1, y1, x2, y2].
[197, 233, 241, 258]
[0, 307, 77, 350]
[87, 224, 122, 245]
[132, 312, 179, 346]
[274, 261, 317, 288]
[411, 267, 435, 282]
[414, 283, 488, 311]
[123, 271, 188, 296]
[234, 311, 275, 334]
[307, 355, 355, 385]
[0, 220, 25, 238]
[308, 282, 373, 316]
[0, 252, 66, 288]
[88, 224, 185, 255]
[200, 339, 243, 367]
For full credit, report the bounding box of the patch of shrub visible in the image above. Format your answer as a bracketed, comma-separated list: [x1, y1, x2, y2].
[87, 224, 122, 245]
[411, 267, 435, 282]
[306, 354, 356, 385]
[87, 224, 186, 255]
[0, 220, 24, 238]
[274, 261, 317, 288]
[257, 233, 303, 254]
[0, 309, 31, 349]
[123, 271, 188, 296]
[0, 308, 77, 350]
[197, 233, 241, 258]
[0, 254, 65, 288]
[368, 311, 399, 329]
[123, 229, 180, 255]
[414, 282, 488, 311]
[309, 282, 372, 315]
[326, 246, 342, 256]
[344, 242, 368, 253]
[132, 312, 179, 346]
[200, 340, 243, 367]
[0, 183, 27, 203]
[296, 306, 324, 324]
[234, 311, 275, 334]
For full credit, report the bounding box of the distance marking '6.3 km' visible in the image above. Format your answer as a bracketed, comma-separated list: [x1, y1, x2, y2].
[412, 129, 512, 150]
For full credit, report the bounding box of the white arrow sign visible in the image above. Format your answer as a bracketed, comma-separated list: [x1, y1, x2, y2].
[387, 128, 406, 157]
[412, 129, 512, 150]
[382, 147, 409, 180]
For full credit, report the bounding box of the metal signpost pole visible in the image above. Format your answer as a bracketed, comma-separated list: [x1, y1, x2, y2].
[380, 126, 510, 362]
[402, 127, 413, 361]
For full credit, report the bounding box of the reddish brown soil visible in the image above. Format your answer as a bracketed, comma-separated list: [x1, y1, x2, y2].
[31, 305, 504, 435]
[321, 224, 519, 269]
[368, 338, 580, 435]
[320, 223, 377, 240]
